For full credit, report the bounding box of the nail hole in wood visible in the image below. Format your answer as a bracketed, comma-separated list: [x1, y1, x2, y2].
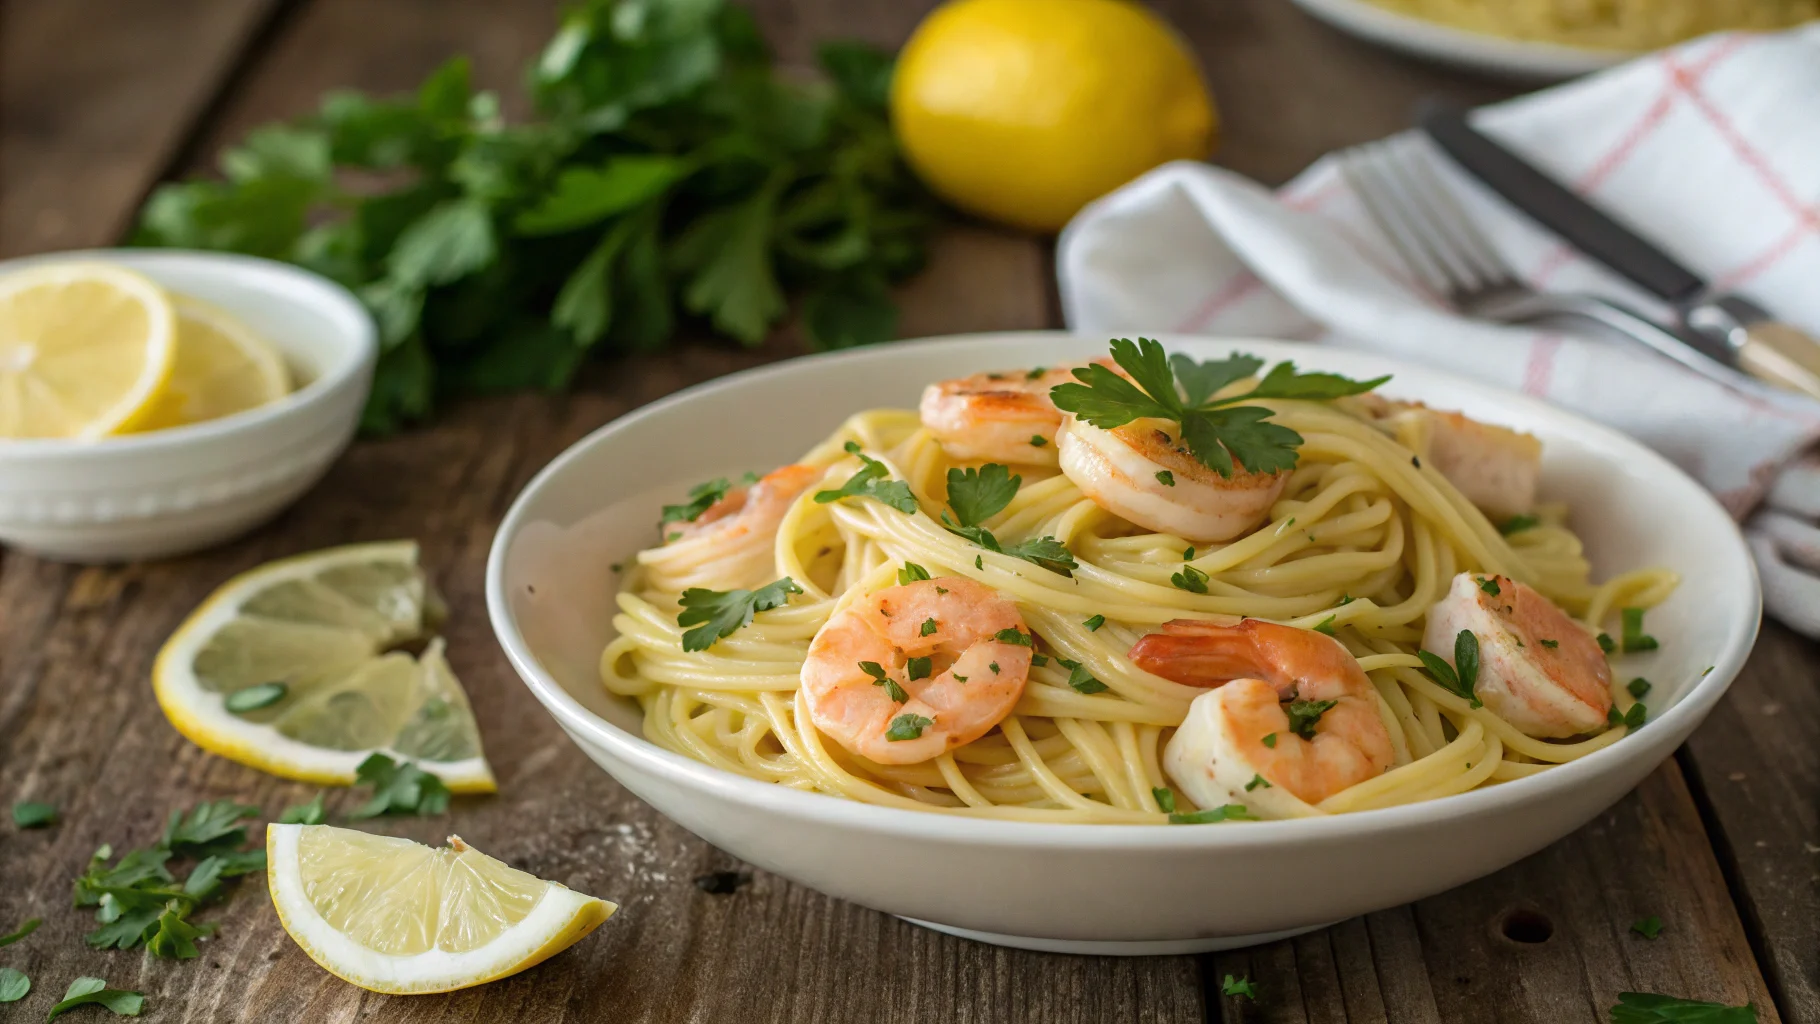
[1499, 907, 1553, 944]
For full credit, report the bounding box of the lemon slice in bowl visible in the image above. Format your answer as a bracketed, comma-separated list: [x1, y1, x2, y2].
[133, 295, 290, 431]
[154, 541, 495, 791]
[268, 824, 615, 994]
[0, 261, 177, 438]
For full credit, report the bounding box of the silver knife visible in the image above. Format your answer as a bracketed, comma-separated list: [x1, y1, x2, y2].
[1419, 102, 1820, 402]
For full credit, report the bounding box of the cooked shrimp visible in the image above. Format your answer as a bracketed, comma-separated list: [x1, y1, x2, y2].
[1056, 416, 1287, 542]
[1423, 571, 1610, 738]
[655, 464, 819, 591]
[1348, 395, 1541, 519]
[919, 366, 1083, 465]
[800, 577, 1032, 765]
[1136, 618, 1396, 814]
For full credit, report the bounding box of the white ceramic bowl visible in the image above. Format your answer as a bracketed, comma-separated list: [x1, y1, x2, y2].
[0, 250, 376, 562]
[487, 332, 1758, 955]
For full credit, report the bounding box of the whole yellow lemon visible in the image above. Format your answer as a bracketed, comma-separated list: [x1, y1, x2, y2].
[891, 0, 1218, 233]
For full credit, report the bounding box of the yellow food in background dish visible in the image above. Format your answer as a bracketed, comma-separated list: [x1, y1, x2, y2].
[268, 824, 614, 994]
[0, 260, 291, 440]
[891, 0, 1218, 233]
[0, 262, 176, 439]
[1366, 0, 1819, 50]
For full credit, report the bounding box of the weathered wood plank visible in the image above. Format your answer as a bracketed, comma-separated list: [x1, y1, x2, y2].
[0, 0, 283, 258]
[1681, 624, 1820, 1021]
[1209, 763, 1781, 1023]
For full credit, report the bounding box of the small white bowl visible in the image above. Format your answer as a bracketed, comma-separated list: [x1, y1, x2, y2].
[487, 332, 1759, 955]
[0, 249, 376, 562]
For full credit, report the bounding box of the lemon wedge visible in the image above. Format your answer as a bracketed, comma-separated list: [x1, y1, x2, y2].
[0, 261, 177, 439]
[154, 541, 495, 792]
[268, 824, 615, 994]
[133, 296, 290, 431]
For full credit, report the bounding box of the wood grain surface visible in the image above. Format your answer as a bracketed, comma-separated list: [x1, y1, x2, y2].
[0, 1, 1813, 1022]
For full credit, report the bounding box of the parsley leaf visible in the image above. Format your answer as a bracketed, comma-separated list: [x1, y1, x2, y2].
[1621, 607, 1659, 652]
[224, 682, 287, 713]
[163, 801, 259, 858]
[898, 561, 930, 584]
[1152, 787, 1177, 813]
[1478, 576, 1501, 596]
[919, 617, 938, 637]
[1169, 804, 1256, 824]
[906, 656, 933, 682]
[1221, 974, 1260, 1000]
[1312, 615, 1337, 636]
[677, 577, 803, 651]
[1083, 614, 1106, 631]
[660, 477, 733, 524]
[942, 464, 1019, 525]
[1030, 434, 1047, 447]
[1064, 662, 1109, 694]
[1171, 564, 1210, 594]
[1262, 733, 1278, 748]
[814, 444, 918, 514]
[0, 968, 26, 1003]
[1541, 638, 1559, 649]
[1624, 702, 1648, 729]
[994, 628, 1032, 646]
[1628, 677, 1651, 699]
[349, 754, 452, 818]
[1500, 514, 1541, 535]
[1631, 916, 1663, 939]
[1598, 632, 1617, 655]
[1608, 992, 1757, 1023]
[1418, 630, 1483, 708]
[0, 918, 40, 947]
[1285, 699, 1338, 740]
[12, 800, 56, 828]
[999, 535, 1079, 576]
[1051, 338, 1387, 478]
[1155, 470, 1175, 487]
[48, 977, 145, 1020]
[857, 661, 906, 702]
[886, 714, 933, 742]
[279, 793, 328, 826]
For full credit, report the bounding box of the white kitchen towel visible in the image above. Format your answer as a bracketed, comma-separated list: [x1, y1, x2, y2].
[1057, 25, 1820, 636]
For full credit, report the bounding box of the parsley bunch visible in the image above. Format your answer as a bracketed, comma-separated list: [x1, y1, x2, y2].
[1051, 338, 1389, 478]
[940, 464, 1078, 576]
[72, 801, 266, 960]
[133, 0, 940, 433]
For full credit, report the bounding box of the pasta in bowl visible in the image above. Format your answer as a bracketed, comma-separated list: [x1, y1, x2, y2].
[488, 332, 1756, 953]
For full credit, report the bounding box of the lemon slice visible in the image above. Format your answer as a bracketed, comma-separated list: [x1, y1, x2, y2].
[154, 541, 495, 791]
[0, 261, 177, 439]
[133, 296, 290, 431]
[268, 824, 615, 994]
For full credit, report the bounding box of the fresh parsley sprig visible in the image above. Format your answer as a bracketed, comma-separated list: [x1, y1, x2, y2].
[1050, 338, 1389, 479]
[661, 478, 734, 524]
[677, 577, 803, 652]
[940, 464, 1078, 576]
[349, 754, 453, 818]
[1285, 699, 1338, 740]
[1418, 630, 1484, 708]
[814, 443, 918, 513]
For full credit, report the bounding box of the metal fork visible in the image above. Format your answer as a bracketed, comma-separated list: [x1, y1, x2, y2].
[1338, 135, 1769, 395]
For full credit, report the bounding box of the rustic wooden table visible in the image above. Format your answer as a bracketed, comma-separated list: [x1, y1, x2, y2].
[2, 1, 1815, 1021]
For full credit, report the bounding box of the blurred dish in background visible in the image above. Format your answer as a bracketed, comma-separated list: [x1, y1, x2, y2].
[1365, 0, 1818, 50]
[1287, 0, 1644, 78]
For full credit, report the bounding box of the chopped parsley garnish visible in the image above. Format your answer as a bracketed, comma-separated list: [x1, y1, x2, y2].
[1631, 916, 1663, 939]
[1221, 974, 1259, 1000]
[1608, 992, 1757, 1023]
[660, 477, 733, 524]
[1285, 698, 1338, 739]
[919, 617, 938, 637]
[976, 555, 984, 569]
[224, 682, 286, 713]
[898, 561, 931, 584]
[1031, 654, 1049, 667]
[1338, 594, 1354, 605]
[813, 442, 918, 513]
[1628, 677, 1652, 699]
[48, 977, 145, 1019]
[1262, 733, 1277, 748]
[953, 675, 967, 683]
[941, 464, 1078, 576]
[1245, 774, 1272, 791]
[1500, 514, 1541, 535]
[351, 754, 452, 818]
[989, 662, 1000, 674]
[1152, 787, 1177, 813]
[906, 656, 933, 681]
[1083, 614, 1106, 631]
[73, 800, 266, 958]
[1540, 638, 1559, 649]
[278, 793, 328, 826]
[12, 801, 56, 829]
[1026, 366, 1048, 380]
[0, 918, 41, 947]
[1049, 338, 1388, 478]
[1624, 702, 1647, 729]
[1312, 615, 1337, 636]
[1183, 546, 1196, 561]
[1478, 576, 1501, 596]
[1063, 661, 1109, 694]
[1171, 564, 1210, 594]
[886, 713, 933, 742]
[1702, 666, 1714, 677]
[1418, 630, 1483, 708]
[1030, 434, 1047, 447]
[1156, 470, 1175, 487]
[676, 577, 802, 652]
[0, 967, 25, 1004]
[859, 662, 908, 703]
[1169, 804, 1256, 824]
[1598, 632, 1617, 655]
[1621, 607, 1659, 652]
[994, 628, 1032, 646]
